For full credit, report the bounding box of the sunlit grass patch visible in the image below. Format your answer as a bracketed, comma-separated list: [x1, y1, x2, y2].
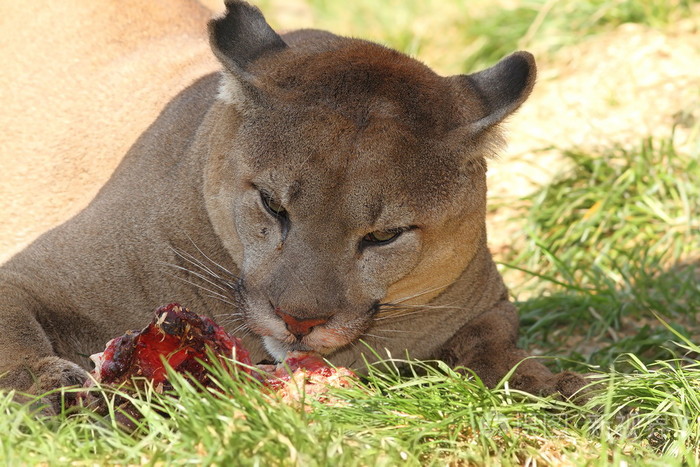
[584, 334, 700, 464]
[3, 351, 700, 465]
[499, 134, 699, 369]
[0, 358, 596, 465]
[513, 136, 698, 280]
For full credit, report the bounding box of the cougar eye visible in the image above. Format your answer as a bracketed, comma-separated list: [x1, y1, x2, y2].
[260, 191, 287, 219]
[362, 229, 403, 245]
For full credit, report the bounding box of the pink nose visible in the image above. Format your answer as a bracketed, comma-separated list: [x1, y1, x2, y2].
[275, 308, 328, 338]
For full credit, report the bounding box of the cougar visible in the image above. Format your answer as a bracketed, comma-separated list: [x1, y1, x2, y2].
[0, 0, 584, 411]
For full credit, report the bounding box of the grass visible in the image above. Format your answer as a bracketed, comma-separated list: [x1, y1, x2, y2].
[511, 136, 698, 281]
[2, 345, 699, 465]
[3, 0, 700, 464]
[498, 134, 700, 371]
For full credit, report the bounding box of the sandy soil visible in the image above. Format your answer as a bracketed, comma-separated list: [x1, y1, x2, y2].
[487, 23, 700, 255]
[491, 22, 700, 198]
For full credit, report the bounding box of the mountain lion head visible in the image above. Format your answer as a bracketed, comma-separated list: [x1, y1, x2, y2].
[202, 1, 535, 360]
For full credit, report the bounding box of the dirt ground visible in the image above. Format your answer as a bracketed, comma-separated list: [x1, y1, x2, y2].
[1, 1, 698, 264]
[487, 22, 700, 255]
[491, 22, 700, 197]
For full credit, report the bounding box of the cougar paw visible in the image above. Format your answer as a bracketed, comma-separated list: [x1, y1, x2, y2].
[28, 356, 88, 414]
[509, 367, 588, 403]
[552, 371, 590, 402]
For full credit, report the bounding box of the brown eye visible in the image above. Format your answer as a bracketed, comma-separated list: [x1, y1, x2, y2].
[260, 191, 287, 219]
[362, 229, 403, 245]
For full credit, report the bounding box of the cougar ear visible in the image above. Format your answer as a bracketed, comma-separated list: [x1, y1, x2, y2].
[458, 51, 536, 134]
[208, 0, 288, 106]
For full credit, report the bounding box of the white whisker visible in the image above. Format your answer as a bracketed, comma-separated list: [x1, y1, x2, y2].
[163, 270, 234, 304]
[370, 328, 416, 334]
[382, 303, 466, 311]
[390, 281, 456, 305]
[204, 294, 240, 308]
[164, 263, 232, 295]
[374, 308, 436, 321]
[360, 333, 384, 340]
[225, 322, 249, 335]
[169, 248, 221, 281]
[182, 233, 237, 277]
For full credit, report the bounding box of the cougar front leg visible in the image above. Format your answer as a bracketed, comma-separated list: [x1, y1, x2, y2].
[434, 300, 586, 399]
[0, 279, 88, 413]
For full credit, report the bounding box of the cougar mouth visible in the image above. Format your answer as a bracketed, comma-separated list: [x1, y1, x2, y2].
[266, 321, 357, 356]
[259, 312, 377, 361]
[235, 275, 379, 359]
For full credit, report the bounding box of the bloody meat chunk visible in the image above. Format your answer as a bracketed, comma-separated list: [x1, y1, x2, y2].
[86, 303, 252, 392]
[82, 304, 355, 422]
[257, 351, 342, 388]
[257, 351, 356, 405]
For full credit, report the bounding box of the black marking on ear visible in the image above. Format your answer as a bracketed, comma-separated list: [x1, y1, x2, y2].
[208, 0, 288, 74]
[461, 51, 536, 133]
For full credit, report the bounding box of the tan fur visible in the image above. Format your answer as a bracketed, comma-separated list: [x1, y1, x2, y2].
[0, 0, 218, 263]
[0, 1, 584, 411]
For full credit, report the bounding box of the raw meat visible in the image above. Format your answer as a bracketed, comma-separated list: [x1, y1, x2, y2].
[85, 303, 252, 392]
[81, 303, 355, 417]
